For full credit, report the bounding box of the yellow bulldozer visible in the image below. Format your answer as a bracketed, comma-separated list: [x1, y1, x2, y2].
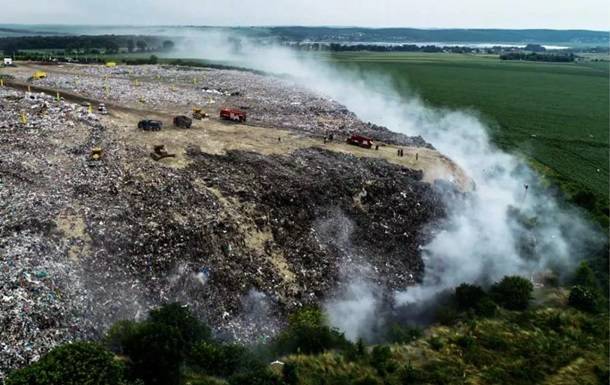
[192, 108, 209, 120]
[32, 71, 47, 80]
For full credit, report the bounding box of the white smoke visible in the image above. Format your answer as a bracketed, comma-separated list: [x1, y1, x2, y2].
[170, 31, 602, 336]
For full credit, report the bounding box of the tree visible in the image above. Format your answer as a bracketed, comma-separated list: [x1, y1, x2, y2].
[568, 286, 600, 313]
[455, 283, 486, 311]
[6, 342, 126, 385]
[148, 302, 211, 352]
[189, 341, 262, 377]
[272, 307, 351, 355]
[572, 261, 600, 291]
[162, 40, 175, 51]
[127, 40, 135, 53]
[122, 321, 183, 385]
[136, 40, 147, 52]
[386, 323, 422, 344]
[108, 303, 211, 385]
[104, 41, 119, 54]
[149, 55, 158, 65]
[490, 276, 533, 310]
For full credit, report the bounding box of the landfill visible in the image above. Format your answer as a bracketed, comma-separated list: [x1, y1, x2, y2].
[0, 64, 448, 379]
[12, 64, 429, 146]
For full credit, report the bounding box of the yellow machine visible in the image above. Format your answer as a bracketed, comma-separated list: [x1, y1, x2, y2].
[105, 61, 117, 68]
[90, 147, 103, 161]
[192, 108, 209, 120]
[32, 71, 47, 80]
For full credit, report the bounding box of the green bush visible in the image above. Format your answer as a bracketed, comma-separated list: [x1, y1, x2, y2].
[272, 307, 351, 355]
[386, 323, 422, 344]
[455, 283, 486, 310]
[109, 303, 211, 385]
[282, 362, 299, 385]
[6, 342, 126, 385]
[189, 341, 263, 377]
[568, 286, 600, 313]
[370, 345, 394, 375]
[228, 368, 282, 385]
[572, 261, 601, 291]
[491, 276, 533, 310]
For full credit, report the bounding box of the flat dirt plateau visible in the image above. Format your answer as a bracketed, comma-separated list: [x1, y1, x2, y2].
[0, 63, 470, 373]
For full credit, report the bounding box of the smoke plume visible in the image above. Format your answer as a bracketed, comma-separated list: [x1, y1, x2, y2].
[170, 30, 603, 339]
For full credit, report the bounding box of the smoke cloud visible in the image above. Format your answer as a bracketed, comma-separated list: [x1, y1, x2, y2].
[169, 31, 602, 339]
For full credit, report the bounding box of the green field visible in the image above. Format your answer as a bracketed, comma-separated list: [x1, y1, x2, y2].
[327, 52, 609, 215]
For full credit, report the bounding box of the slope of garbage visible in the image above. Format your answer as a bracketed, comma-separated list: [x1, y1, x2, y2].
[10, 64, 429, 146]
[0, 64, 452, 378]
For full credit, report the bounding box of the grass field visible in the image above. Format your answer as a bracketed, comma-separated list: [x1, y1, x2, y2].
[326, 52, 609, 214]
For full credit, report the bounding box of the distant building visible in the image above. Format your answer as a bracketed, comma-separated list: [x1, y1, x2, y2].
[3, 58, 12, 66]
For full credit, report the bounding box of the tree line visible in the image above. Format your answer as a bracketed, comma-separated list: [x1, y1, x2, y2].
[500, 52, 577, 62]
[0, 35, 175, 56]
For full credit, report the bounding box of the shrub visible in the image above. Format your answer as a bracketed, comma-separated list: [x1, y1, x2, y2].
[272, 307, 351, 355]
[6, 342, 126, 385]
[491, 276, 533, 310]
[121, 321, 183, 385]
[572, 261, 600, 291]
[386, 323, 422, 344]
[282, 362, 299, 385]
[455, 283, 486, 311]
[114, 303, 212, 385]
[189, 341, 262, 377]
[568, 285, 600, 313]
[428, 336, 444, 351]
[228, 368, 282, 385]
[370, 345, 393, 374]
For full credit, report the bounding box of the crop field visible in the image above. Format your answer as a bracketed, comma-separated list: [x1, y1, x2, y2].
[327, 52, 609, 208]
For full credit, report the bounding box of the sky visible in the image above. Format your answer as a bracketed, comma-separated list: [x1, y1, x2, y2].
[1, 0, 609, 30]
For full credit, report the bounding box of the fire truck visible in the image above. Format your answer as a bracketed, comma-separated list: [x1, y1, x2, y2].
[220, 108, 247, 122]
[346, 134, 373, 149]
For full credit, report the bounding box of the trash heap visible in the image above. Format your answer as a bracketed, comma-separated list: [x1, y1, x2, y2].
[0, 68, 447, 377]
[20, 64, 429, 146]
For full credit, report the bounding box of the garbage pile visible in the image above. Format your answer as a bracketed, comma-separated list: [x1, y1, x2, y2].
[0, 88, 101, 378]
[18, 64, 430, 146]
[0, 71, 446, 377]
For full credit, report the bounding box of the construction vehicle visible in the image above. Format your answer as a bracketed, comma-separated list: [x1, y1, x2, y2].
[90, 148, 103, 161]
[150, 145, 176, 161]
[32, 71, 47, 80]
[138, 120, 162, 131]
[173, 115, 193, 128]
[192, 108, 209, 120]
[220, 108, 246, 122]
[98, 103, 108, 115]
[105, 62, 117, 68]
[346, 134, 373, 149]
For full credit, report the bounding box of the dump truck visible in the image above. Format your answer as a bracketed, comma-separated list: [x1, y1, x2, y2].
[173, 115, 193, 128]
[192, 108, 209, 120]
[105, 62, 117, 68]
[220, 108, 246, 122]
[138, 120, 163, 131]
[346, 134, 373, 149]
